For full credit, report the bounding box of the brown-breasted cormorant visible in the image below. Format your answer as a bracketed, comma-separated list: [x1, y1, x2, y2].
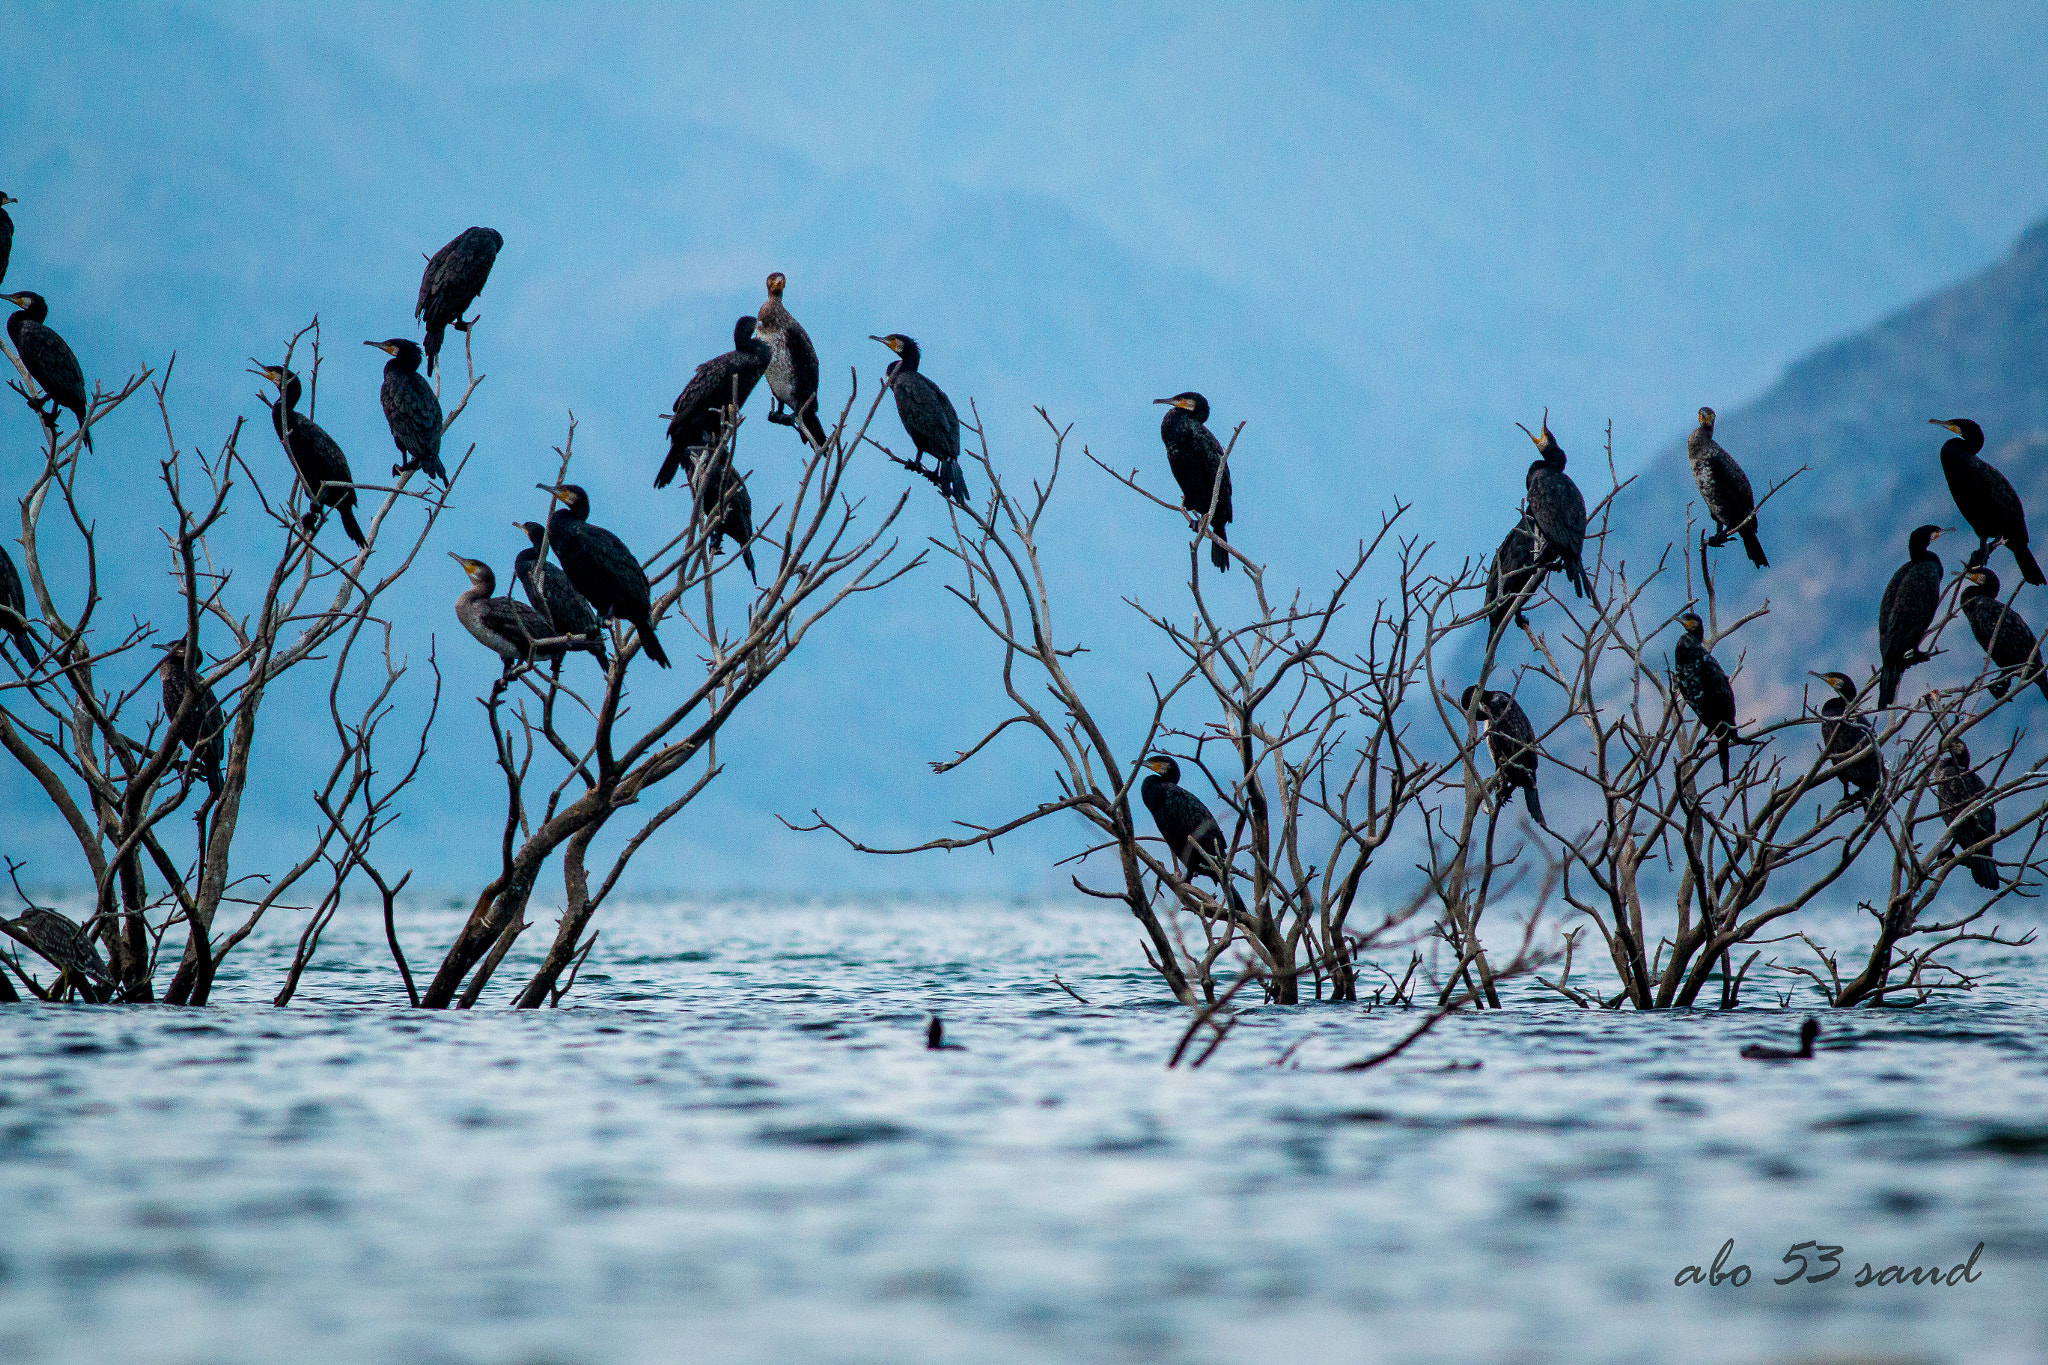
[513, 522, 609, 670]
[0, 191, 15, 287]
[0, 543, 34, 667]
[537, 484, 670, 669]
[1809, 671, 1882, 809]
[257, 365, 365, 548]
[1517, 412, 1587, 597]
[871, 334, 969, 508]
[1960, 566, 2048, 702]
[1459, 685, 1545, 824]
[1153, 392, 1234, 572]
[1877, 524, 1946, 707]
[449, 554, 602, 672]
[758, 272, 825, 448]
[416, 226, 503, 376]
[1139, 754, 1245, 916]
[159, 639, 225, 792]
[1741, 1018, 1818, 1060]
[1932, 419, 2043, 585]
[657, 316, 770, 489]
[1673, 610, 1738, 783]
[1933, 736, 2000, 890]
[3, 291, 90, 450]
[1483, 516, 1543, 642]
[1688, 407, 1766, 567]
[366, 338, 445, 484]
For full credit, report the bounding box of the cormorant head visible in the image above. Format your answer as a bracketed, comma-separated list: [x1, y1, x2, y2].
[1908, 524, 1946, 556]
[766, 272, 787, 297]
[1677, 610, 1705, 640]
[1697, 406, 1716, 430]
[365, 337, 422, 367]
[161, 638, 197, 673]
[1, 290, 47, 320]
[0, 192, 16, 206]
[538, 484, 591, 519]
[732, 315, 758, 348]
[870, 334, 920, 369]
[1929, 418, 1983, 445]
[448, 552, 496, 594]
[1141, 754, 1182, 784]
[1964, 565, 2001, 595]
[1153, 392, 1210, 422]
[1944, 735, 1972, 766]
[1515, 409, 1563, 465]
[516, 520, 548, 548]
[1808, 670, 1856, 701]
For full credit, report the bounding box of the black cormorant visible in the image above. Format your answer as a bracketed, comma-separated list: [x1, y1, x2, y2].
[1960, 566, 2048, 702]
[1673, 610, 1737, 783]
[3, 291, 90, 450]
[0, 191, 15, 287]
[1932, 419, 2043, 585]
[1483, 517, 1543, 642]
[1459, 685, 1545, 824]
[537, 484, 670, 669]
[1153, 392, 1234, 571]
[257, 365, 365, 548]
[689, 448, 756, 582]
[1517, 412, 1587, 597]
[1741, 1018, 1818, 1061]
[1687, 407, 1766, 567]
[657, 316, 770, 490]
[871, 334, 969, 508]
[513, 522, 608, 670]
[1809, 671, 1882, 808]
[415, 226, 503, 376]
[0, 543, 35, 667]
[450, 554, 602, 672]
[159, 639, 224, 792]
[1139, 754, 1244, 916]
[1933, 736, 2000, 891]
[758, 272, 825, 448]
[1877, 524, 1946, 707]
[366, 338, 445, 484]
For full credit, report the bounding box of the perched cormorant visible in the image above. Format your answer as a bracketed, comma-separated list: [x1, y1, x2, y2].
[1483, 517, 1543, 642]
[449, 554, 602, 672]
[537, 484, 670, 669]
[758, 272, 826, 448]
[658, 316, 770, 490]
[1740, 1018, 1818, 1061]
[257, 365, 365, 548]
[366, 338, 445, 484]
[1933, 736, 2000, 891]
[1459, 685, 1545, 824]
[3, 291, 90, 449]
[871, 334, 970, 508]
[1809, 671, 1882, 808]
[513, 522, 608, 670]
[0, 191, 15, 288]
[689, 447, 757, 582]
[0, 543, 35, 668]
[1877, 524, 1946, 707]
[1960, 566, 2048, 702]
[1931, 419, 2043, 585]
[1517, 412, 1587, 597]
[1673, 610, 1738, 783]
[415, 226, 503, 376]
[159, 639, 225, 792]
[1687, 407, 1766, 567]
[1153, 392, 1234, 571]
[1139, 754, 1244, 916]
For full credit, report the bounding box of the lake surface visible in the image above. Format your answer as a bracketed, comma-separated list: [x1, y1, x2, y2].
[1, 896, 2044, 1364]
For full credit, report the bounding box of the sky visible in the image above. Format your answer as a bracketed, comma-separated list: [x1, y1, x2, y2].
[5, 2, 2048, 898]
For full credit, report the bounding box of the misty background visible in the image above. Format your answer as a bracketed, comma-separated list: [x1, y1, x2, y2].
[6, 2, 2048, 897]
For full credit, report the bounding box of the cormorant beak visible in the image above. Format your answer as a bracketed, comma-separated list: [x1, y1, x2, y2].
[868, 335, 900, 353]
[364, 340, 397, 355]
[1, 292, 26, 307]
[1515, 421, 1538, 445]
[447, 551, 473, 572]
[0, 194, 16, 206]
[1929, 419, 1959, 432]
[537, 484, 572, 505]
[1152, 398, 1172, 405]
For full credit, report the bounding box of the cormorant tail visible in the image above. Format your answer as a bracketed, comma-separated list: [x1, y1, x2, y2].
[1565, 557, 1588, 599]
[1224, 883, 1247, 922]
[1878, 664, 1901, 709]
[941, 457, 970, 509]
[742, 543, 757, 584]
[1968, 854, 2000, 890]
[423, 322, 445, 377]
[5, 624, 36, 669]
[1210, 524, 1229, 572]
[1740, 524, 1768, 569]
[79, 418, 92, 453]
[636, 620, 671, 669]
[1717, 734, 1731, 785]
[798, 402, 827, 450]
[654, 445, 684, 490]
[339, 504, 367, 549]
[423, 453, 449, 485]
[1522, 782, 1545, 827]
[2013, 543, 2046, 587]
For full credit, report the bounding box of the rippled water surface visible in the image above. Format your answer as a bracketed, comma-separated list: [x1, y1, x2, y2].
[2, 897, 2045, 1364]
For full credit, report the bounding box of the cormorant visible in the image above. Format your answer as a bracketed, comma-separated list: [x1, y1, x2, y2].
[1153, 392, 1234, 572]
[1687, 407, 1766, 567]
[450, 554, 603, 672]
[1877, 524, 1946, 707]
[758, 272, 825, 448]
[871, 334, 969, 508]
[415, 226, 503, 376]
[1931, 419, 2043, 585]
[0, 191, 15, 287]
[159, 639, 225, 792]
[657, 316, 770, 490]
[689, 448, 757, 582]
[1483, 517, 1543, 642]
[3, 291, 90, 450]
[1139, 754, 1245, 917]
[366, 338, 445, 484]
[1809, 671, 1882, 808]
[1673, 610, 1737, 783]
[1517, 412, 1587, 597]
[0, 543, 35, 667]
[257, 365, 366, 548]
[537, 484, 670, 669]
[1960, 566, 2048, 702]
[513, 522, 608, 669]
[1741, 1018, 1818, 1061]
[1459, 685, 1545, 824]
[1933, 736, 2000, 891]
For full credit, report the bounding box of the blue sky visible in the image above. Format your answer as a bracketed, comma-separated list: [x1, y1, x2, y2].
[5, 2, 2048, 895]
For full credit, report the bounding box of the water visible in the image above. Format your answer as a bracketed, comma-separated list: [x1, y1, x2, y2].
[1, 896, 2044, 1364]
